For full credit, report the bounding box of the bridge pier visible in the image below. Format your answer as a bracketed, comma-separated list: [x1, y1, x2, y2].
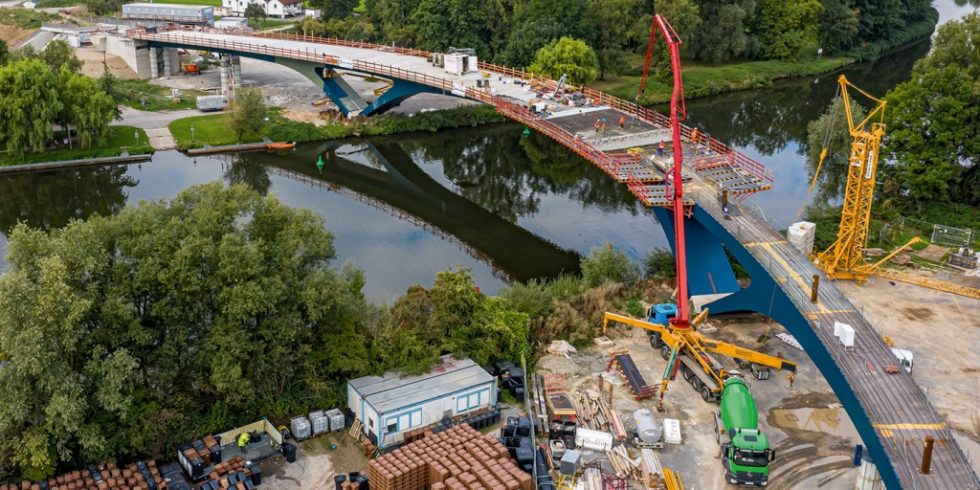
[314, 66, 445, 117]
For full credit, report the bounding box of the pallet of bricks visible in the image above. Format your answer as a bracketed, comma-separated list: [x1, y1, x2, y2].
[367, 424, 533, 490]
[0, 460, 165, 490]
[201, 455, 258, 490]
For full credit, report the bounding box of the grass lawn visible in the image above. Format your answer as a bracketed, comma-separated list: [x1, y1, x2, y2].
[116, 79, 206, 112]
[247, 18, 299, 31]
[591, 56, 853, 105]
[169, 113, 265, 149]
[0, 8, 56, 29]
[0, 126, 152, 166]
[33, 0, 82, 8]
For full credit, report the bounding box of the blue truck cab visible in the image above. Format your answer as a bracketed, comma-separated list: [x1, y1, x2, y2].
[646, 303, 677, 350]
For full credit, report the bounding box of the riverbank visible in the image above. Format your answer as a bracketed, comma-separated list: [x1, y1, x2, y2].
[593, 8, 939, 105]
[0, 126, 152, 166]
[168, 105, 507, 150]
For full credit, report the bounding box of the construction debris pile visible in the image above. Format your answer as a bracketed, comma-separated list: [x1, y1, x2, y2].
[367, 424, 533, 490]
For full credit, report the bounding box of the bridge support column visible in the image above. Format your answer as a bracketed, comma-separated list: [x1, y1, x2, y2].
[219, 56, 231, 95]
[231, 55, 242, 89]
[148, 47, 159, 79]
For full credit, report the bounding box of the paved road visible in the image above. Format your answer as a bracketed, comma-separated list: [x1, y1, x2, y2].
[119, 107, 200, 150]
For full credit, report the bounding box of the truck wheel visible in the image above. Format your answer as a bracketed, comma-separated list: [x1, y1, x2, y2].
[682, 366, 693, 382]
[690, 377, 701, 390]
[652, 334, 665, 348]
[701, 386, 712, 401]
[661, 345, 671, 360]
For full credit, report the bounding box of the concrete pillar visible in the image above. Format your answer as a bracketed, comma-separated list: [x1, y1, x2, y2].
[163, 48, 180, 76]
[148, 47, 159, 79]
[219, 56, 230, 95]
[230, 55, 242, 90]
[132, 41, 151, 79]
[162, 48, 172, 77]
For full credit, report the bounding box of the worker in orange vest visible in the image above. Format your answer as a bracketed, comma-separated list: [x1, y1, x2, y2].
[618, 116, 625, 130]
[690, 128, 699, 144]
[658, 140, 665, 157]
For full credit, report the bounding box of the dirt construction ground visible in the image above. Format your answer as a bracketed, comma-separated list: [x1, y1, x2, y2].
[257, 280, 977, 489]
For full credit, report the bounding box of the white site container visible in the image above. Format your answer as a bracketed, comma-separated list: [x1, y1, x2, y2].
[663, 418, 682, 445]
[574, 427, 613, 452]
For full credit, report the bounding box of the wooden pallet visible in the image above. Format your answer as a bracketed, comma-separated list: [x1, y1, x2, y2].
[348, 418, 363, 441]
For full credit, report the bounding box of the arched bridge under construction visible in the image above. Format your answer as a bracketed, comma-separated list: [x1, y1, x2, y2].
[128, 28, 978, 490]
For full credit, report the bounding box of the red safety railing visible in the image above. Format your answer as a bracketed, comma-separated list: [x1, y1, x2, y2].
[127, 29, 773, 191]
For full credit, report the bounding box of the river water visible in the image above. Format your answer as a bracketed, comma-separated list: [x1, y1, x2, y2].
[1, 1, 975, 300]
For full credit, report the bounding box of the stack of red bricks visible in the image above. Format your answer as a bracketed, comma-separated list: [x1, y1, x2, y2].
[368, 424, 532, 490]
[0, 460, 164, 490]
[206, 455, 253, 482]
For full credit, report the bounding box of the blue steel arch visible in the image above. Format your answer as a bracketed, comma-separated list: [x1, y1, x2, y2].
[144, 39, 455, 116]
[652, 205, 902, 490]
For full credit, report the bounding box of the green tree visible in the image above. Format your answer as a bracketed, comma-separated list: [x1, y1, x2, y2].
[411, 0, 494, 55]
[529, 36, 599, 85]
[580, 242, 639, 287]
[230, 87, 266, 142]
[244, 3, 265, 21]
[804, 96, 866, 201]
[0, 39, 8, 65]
[587, 0, 644, 80]
[818, 0, 859, 53]
[81, 0, 124, 15]
[0, 59, 63, 156]
[315, 0, 357, 19]
[748, 0, 822, 59]
[882, 13, 980, 202]
[38, 40, 82, 72]
[643, 248, 676, 279]
[98, 65, 123, 120]
[688, 0, 755, 63]
[58, 68, 117, 149]
[0, 183, 370, 480]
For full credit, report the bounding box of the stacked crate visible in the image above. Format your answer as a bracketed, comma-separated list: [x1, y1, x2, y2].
[205, 455, 252, 482]
[0, 460, 165, 490]
[368, 424, 532, 490]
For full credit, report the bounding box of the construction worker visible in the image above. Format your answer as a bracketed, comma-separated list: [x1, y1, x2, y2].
[690, 128, 699, 144]
[238, 432, 250, 454]
[594, 118, 601, 134]
[722, 190, 730, 220]
[618, 115, 625, 130]
[658, 140, 665, 157]
[787, 372, 795, 389]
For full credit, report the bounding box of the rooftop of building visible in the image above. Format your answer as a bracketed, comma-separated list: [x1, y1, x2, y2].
[350, 356, 493, 413]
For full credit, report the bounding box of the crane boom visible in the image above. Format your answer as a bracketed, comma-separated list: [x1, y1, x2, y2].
[814, 75, 886, 281]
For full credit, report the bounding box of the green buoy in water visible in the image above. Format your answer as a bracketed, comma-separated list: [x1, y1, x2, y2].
[522, 127, 531, 137]
[316, 154, 325, 172]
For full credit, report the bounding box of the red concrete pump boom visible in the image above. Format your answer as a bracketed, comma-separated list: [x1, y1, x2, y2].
[640, 15, 691, 331]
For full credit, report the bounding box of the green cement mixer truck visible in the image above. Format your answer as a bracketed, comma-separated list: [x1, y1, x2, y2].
[714, 376, 775, 486]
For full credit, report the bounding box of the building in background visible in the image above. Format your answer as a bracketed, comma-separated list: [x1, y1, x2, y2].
[121, 3, 215, 25]
[221, 0, 303, 18]
[347, 356, 497, 448]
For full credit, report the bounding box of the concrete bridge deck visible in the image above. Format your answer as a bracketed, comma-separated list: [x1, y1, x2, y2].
[126, 29, 978, 489]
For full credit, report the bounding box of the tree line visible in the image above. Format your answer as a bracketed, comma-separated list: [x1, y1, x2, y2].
[806, 12, 979, 208]
[302, 0, 937, 83]
[0, 181, 680, 482]
[0, 40, 118, 157]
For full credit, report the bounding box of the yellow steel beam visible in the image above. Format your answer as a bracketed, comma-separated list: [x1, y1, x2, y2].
[870, 268, 980, 300]
[602, 312, 669, 336]
[664, 468, 685, 490]
[699, 338, 798, 373]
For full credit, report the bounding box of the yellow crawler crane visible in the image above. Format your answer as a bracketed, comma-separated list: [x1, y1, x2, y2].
[807, 76, 980, 299]
[813, 75, 886, 281]
[602, 310, 797, 410]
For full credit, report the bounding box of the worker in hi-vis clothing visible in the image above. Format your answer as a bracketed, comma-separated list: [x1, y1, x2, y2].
[238, 432, 250, 453]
